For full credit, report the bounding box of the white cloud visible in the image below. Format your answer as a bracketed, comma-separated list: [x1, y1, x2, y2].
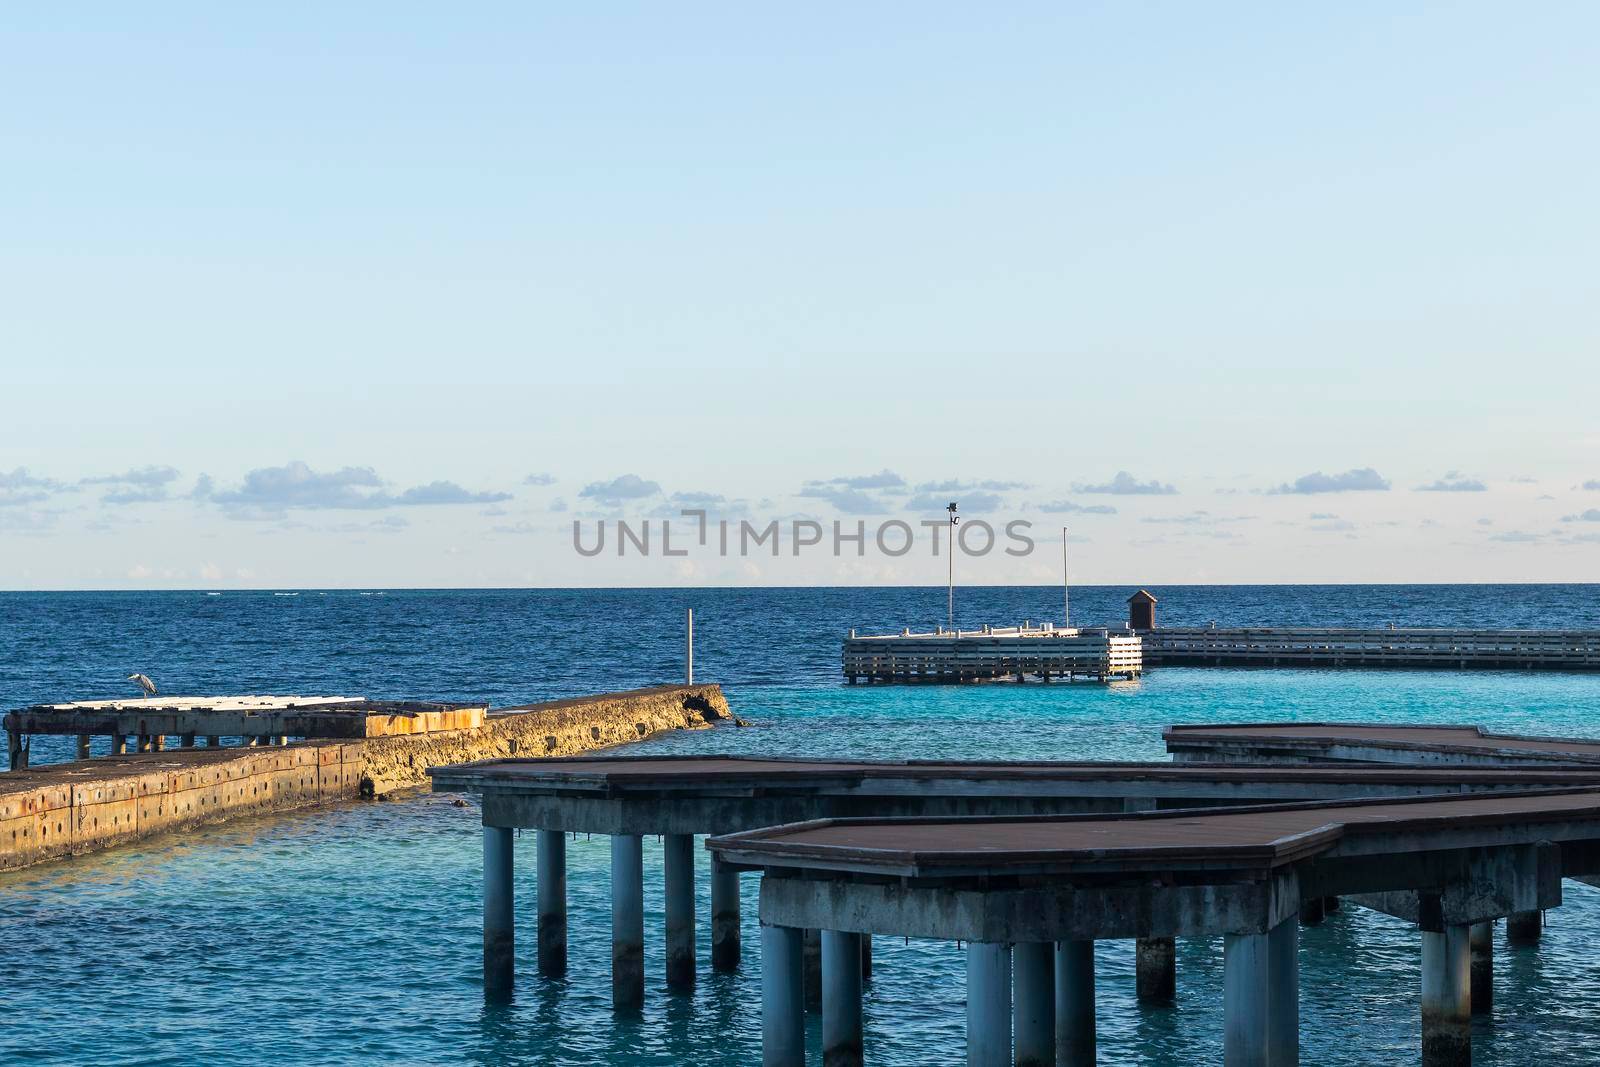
[1268, 468, 1390, 494]
[1073, 471, 1178, 495]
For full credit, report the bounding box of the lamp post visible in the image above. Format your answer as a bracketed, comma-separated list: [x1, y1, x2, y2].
[947, 501, 959, 633]
[1062, 526, 1070, 628]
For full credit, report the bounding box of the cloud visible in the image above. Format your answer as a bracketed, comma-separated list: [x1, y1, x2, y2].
[1268, 468, 1390, 494]
[579, 474, 662, 506]
[670, 491, 726, 507]
[0, 508, 57, 532]
[1035, 500, 1117, 515]
[492, 521, 544, 535]
[905, 490, 1002, 512]
[1140, 511, 1252, 527]
[524, 473, 557, 487]
[1489, 530, 1543, 543]
[1585, 480, 1600, 491]
[797, 486, 892, 514]
[1310, 518, 1358, 532]
[549, 497, 568, 513]
[0, 467, 64, 507]
[1562, 509, 1600, 523]
[913, 479, 1029, 493]
[206, 461, 511, 516]
[82, 465, 180, 488]
[1415, 472, 1486, 492]
[808, 470, 905, 490]
[1073, 471, 1178, 495]
[390, 481, 512, 506]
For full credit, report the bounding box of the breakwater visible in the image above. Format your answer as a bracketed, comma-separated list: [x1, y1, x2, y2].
[0, 683, 729, 872]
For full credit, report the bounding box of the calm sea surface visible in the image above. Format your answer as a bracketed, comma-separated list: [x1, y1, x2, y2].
[4, 586, 1600, 1065]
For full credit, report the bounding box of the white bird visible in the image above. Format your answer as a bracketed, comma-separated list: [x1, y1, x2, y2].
[127, 673, 157, 698]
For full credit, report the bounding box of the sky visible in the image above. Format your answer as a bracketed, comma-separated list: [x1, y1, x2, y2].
[3, 3, 1598, 589]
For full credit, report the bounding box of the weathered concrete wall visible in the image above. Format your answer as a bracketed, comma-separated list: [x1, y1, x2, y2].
[0, 684, 731, 872]
[357, 684, 732, 796]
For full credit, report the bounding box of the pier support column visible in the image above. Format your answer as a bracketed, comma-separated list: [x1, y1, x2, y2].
[664, 833, 696, 990]
[180, 732, 195, 748]
[110, 734, 127, 755]
[1299, 897, 1325, 926]
[482, 825, 514, 999]
[1136, 937, 1176, 1002]
[1056, 940, 1095, 1065]
[1422, 925, 1471, 1066]
[804, 928, 823, 1011]
[245, 736, 260, 747]
[711, 858, 741, 972]
[1223, 930, 1269, 1067]
[76, 734, 91, 760]
[152, 735, 165, 752]
[762, 924, 805, 1067]
[7, 727, 25, 770]
[1507, 910, 1542, 944]
[1323, 896, 1341, 913]
[822, 930, 864, 1067]
[966, 942, 1012, 1067]
[1469, 922, 1492, 1015]
[611, 834, 645, 1013]
[1268, 916, 1299, 1066]
[137, 735, 152, 753]
[536, 829, 567, 977]
[861, 934, 872, 981]
[206, 735, 220, 747]
[1013, 942, 1054, 1067]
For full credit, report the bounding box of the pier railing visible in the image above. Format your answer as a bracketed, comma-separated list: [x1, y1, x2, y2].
[842, 626, 1142, 682]
[1140, 626, 1600, 671]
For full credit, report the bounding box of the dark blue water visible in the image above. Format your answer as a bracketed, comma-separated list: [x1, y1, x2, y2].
[4, 586, 1600, 1065]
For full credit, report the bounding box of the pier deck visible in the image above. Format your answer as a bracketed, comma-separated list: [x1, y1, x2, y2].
[1141, 625, 1600, 671]
[1165, 722, 1600, 766]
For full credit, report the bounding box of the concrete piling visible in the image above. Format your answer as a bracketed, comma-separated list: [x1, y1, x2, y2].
[206, 735, 220, 747]
[1506, 910, 1542, 944]
[1223, 931, 1270, 1066]
[804, 928, 823, 1011]
[762, 924, 806, 1067]
[860, 935, 872, 981]
[1013, 941, 1055, 1067]
[180, 732, 195, 748]
[1056, 940, 1095, 1065]
[664, 833, 696, 989]
[611, 834, 645, 1013]
[822, 930, 865, 1067]
[1268, 917, 1299, 1065]
[1421, 925, 1471, 1066]
[110, 733, 127, 755]
[75, 734, 90, 760]
[711, 859, 741, 972]
[482, 826, 515, 999]
[1136, 937, 1176, 1002]
[1299, 897, 1325, 926]
[1469, 922, 1492, 1015]
[536, 829, 567, 977]
[137, 735, 152, 753]
[966, 942, 1012, 1067]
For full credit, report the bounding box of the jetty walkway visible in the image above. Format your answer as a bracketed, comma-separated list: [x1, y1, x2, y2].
[436, 734, 1600, 1067]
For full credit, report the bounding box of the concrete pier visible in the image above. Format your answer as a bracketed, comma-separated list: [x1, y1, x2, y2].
[966, 942, 1012, 1067]
[664, 832, 696, 990]
[1223, 931, 1269, 1066]
[75, 735, 90, 760]
[1013, 941, 1055, 1067]
[482, 825, 514, 999]
[822, 930, 864, 1067]
[1299, 897, 1325, 926]
[1507, 909, 1542, 943]
[711, 859, 741, 971]
[537, 829, 567, 977]
[1421, 925, 1471, 1067]
[1056, 940, 1095, 1064]
[611, 834, 645, 1013]
[762, 924, 805, 1067]
[1469, 921, 1492, 1015]
[1136, 937, 1176, 1001]
[804, 928, 823, 1011]
[1269, 917, 1299, 1065]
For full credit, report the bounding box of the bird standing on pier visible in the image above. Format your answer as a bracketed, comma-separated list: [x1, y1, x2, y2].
[127, 673, 157, 698]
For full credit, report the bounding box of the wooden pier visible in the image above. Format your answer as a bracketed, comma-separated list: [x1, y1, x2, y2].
[842, 625, 1142, 683]
[1139, 625, 1600, 671]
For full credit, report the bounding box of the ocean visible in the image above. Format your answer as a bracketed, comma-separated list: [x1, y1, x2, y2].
[4, 585, 1600, 1065]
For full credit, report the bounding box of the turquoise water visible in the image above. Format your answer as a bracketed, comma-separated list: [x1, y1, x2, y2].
[8, 665, 1600, 1065]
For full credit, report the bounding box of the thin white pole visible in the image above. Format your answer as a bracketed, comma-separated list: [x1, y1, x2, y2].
[947, 503, 958, 633]
[686, 607, 694, 685]
[1062, 526, 1070, 628]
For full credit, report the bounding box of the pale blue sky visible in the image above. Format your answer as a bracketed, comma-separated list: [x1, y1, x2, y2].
[3, 3, 1598, 587]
